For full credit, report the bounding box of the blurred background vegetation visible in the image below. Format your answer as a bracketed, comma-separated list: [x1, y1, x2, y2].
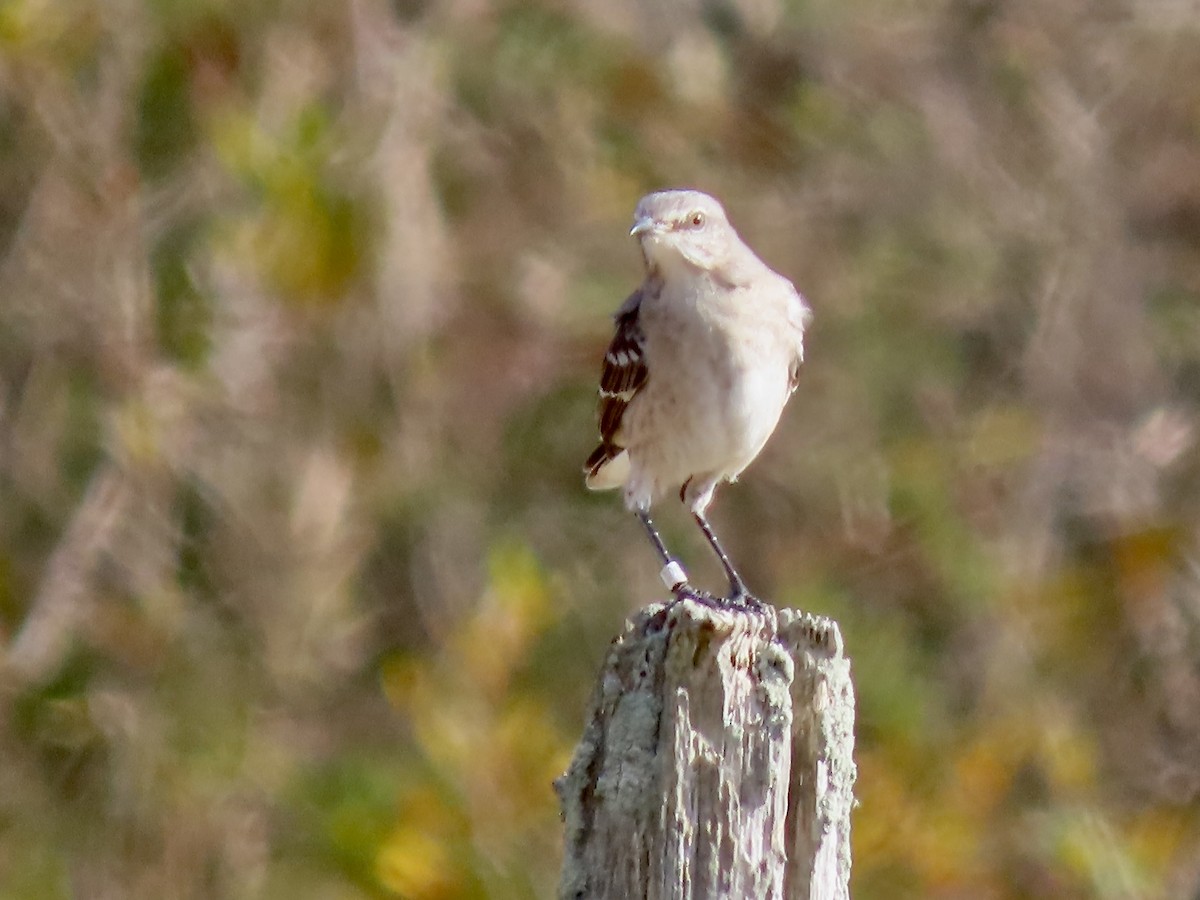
[1, 0, 1199, 896]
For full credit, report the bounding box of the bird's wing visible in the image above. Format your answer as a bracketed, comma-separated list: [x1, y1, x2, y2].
[597, 287, 649, 444]
[786, 283, 812, 393]
[583, 287, 649, 477]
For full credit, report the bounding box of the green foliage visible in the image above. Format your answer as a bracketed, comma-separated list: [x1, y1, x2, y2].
[137, 42, 198, 178]
[153, 222, 213, 366]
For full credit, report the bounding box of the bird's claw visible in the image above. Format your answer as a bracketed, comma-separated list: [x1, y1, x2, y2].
[669, 582, 720, 606]
[668, 583, 766, 614]
[724, 590, 767, 613]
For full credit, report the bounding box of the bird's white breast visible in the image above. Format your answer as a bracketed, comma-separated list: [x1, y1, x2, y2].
[618, 270, 797, 501]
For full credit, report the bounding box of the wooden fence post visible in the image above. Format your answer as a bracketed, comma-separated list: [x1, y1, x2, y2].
[555, 596, 856, 900]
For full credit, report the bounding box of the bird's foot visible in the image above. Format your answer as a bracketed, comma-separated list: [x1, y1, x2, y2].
[671, 585, 725, 610]
[659, 561, 766, 612]
[660, 564, 722, 608]
[722, 584, 768, 613]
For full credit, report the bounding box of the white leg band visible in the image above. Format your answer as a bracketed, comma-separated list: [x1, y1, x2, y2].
[660, 560, 688, 591]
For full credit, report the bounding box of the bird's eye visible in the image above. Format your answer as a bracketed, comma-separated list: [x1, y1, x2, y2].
[690, 212, 705, 228]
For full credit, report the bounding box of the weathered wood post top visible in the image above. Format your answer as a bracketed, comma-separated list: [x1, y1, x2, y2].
[556, 596, 856, 900]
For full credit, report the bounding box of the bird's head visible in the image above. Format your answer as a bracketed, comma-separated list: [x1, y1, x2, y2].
[630, 190, 738, 275]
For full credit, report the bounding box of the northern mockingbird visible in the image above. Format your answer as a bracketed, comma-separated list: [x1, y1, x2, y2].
[584, 189, 811, 604]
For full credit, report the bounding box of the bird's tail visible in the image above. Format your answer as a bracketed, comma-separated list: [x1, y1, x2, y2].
[584, 445, 630, 490]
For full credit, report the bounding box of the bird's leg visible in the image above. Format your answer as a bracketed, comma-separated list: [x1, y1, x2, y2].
[635, 509, 671, 564]
[635, 510, 695, 597]
[692, 512, 757, 606]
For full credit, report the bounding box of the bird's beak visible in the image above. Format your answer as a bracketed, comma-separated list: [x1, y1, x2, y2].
[630, 217, 656, 237]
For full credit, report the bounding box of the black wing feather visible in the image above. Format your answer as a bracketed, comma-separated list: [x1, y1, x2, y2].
[584, 287, 649, 475]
